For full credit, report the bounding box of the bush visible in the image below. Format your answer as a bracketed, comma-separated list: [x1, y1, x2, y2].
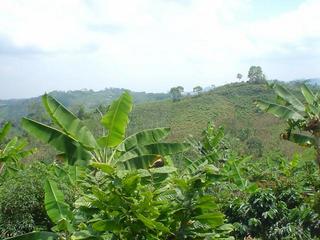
[0, 162, 78, 238]
[0, 163, 50, 238]
[225, 187, 320, 239]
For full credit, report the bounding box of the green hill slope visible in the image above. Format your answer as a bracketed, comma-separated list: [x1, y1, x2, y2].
[128, 82, 302, 157]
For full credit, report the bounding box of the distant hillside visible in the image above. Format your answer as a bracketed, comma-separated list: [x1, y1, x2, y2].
[127, 82, 307, 157]
[80, 81, 314, 158]
[0, 88, 169, 123]
[1, 81, 316, 159]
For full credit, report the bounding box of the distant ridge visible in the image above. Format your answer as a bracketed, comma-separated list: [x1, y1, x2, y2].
[0, 87, 169, 122]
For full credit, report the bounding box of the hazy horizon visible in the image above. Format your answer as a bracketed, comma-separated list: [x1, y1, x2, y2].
[1, 0, 320, 99]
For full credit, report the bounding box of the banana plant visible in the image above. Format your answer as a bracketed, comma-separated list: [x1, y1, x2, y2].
[0, 122, 34, 175]
[21, 92, 190, 169]
[185, 122, 230, 174]
[256, 83, 320, 170]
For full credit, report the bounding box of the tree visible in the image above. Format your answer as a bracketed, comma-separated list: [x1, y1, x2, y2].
[76, 105, 86, 120]
[248, 66, 266, 84]
[176, 86, 184, 93]
[236, 73, 243, 81]
[169, 87, 183, 102]
[256, 83, 320, 171]
[193, 86, 203, 95]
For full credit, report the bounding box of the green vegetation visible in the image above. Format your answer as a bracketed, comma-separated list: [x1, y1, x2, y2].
[1, 80, 320, 239]
[248, 66, 266, 84]
[257, 83, 320, 170]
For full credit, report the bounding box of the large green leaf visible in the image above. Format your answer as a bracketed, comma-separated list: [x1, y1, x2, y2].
[0, 122, 11, 142]
[256, 100, 303, 120]
[117, 127, 171, 152]
[5, 232, 58, 240]
[273, 84, 305, 111]
[186, 152, 219, 173]
[122, 154, 160, 170]
[22, 118, 91, 165]
[195, 212, 224, 227]
[44, 179, 73, 224]
[288, 133, 315, 147]
[301, 84, 316, 105]
[100, 92, 133, 147]
[91, 162, 115, 174]
[42, 94, 97, 149]
[119, 143, 190, 162]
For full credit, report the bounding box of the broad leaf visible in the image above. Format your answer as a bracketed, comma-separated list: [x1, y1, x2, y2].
[0, 122, 11, 142]
[256, 100, 303, 120]
[100, 92, 133, 147]
[301, 84, 316, 105]
[149, 166, 177, 174]
[5, 232, 58, 240]
[122, 155, 160, 170]
[44, 179, 73, 224]
[195, 212, 224, 227]
[119, 143, 190, 162]
[92, 220, 121, 232]
[273, 84, 305, 111]
[136, 213, 170, 233]
[288, 133, 314, 147]
[91, 162, 115, 174]
[42, 94, 97, 149]
[187, 152, 219, 173]
[117, 127, 171, 152]
[22, 118, 91, 165]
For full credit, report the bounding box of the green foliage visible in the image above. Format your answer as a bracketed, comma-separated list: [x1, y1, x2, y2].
[0, 163, 51, 238]
[5, 232, 58, 240]
[246, 137, 263, 157]
[169, 86, 183, 102]
[44, 180, 73, 231]
[193, 86, 203, 95]
[0, 122, 34, 176]
[248, 66, 266, 84]
[39, 161, 232, 239]
[256, 83, 320, 170]
[225, 187, 320, 239]
[5, 83, 320, 240]
[22, 92, 190, 169]
[100, 91, 132, 147]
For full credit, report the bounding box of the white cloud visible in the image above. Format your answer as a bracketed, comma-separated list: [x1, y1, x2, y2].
[0, 0, 319, 98]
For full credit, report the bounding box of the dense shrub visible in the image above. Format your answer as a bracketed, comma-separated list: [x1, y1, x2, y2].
[225, 187, 320, 239]
[0, 162, 78, 238]
[0, 163, 50, 237]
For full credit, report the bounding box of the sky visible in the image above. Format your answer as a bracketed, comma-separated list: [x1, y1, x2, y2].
[0, 0, 320, 99]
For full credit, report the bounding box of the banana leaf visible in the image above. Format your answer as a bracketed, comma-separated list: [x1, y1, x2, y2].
[288, 133, 314, 147]
[273, 84, 305, 112]
[119, 142, 190, 162]
[21, 118, 91, 165]
[256, 100, 303, 120]
[44, 179, 73, 224]
[100, 92, 133, 147]
[301, 84, 316, 105]
[122, 154, 160, 170]
[117, 127, 171, 152]
[42, 94, 97, 149]
[0, 122, 11, 142]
